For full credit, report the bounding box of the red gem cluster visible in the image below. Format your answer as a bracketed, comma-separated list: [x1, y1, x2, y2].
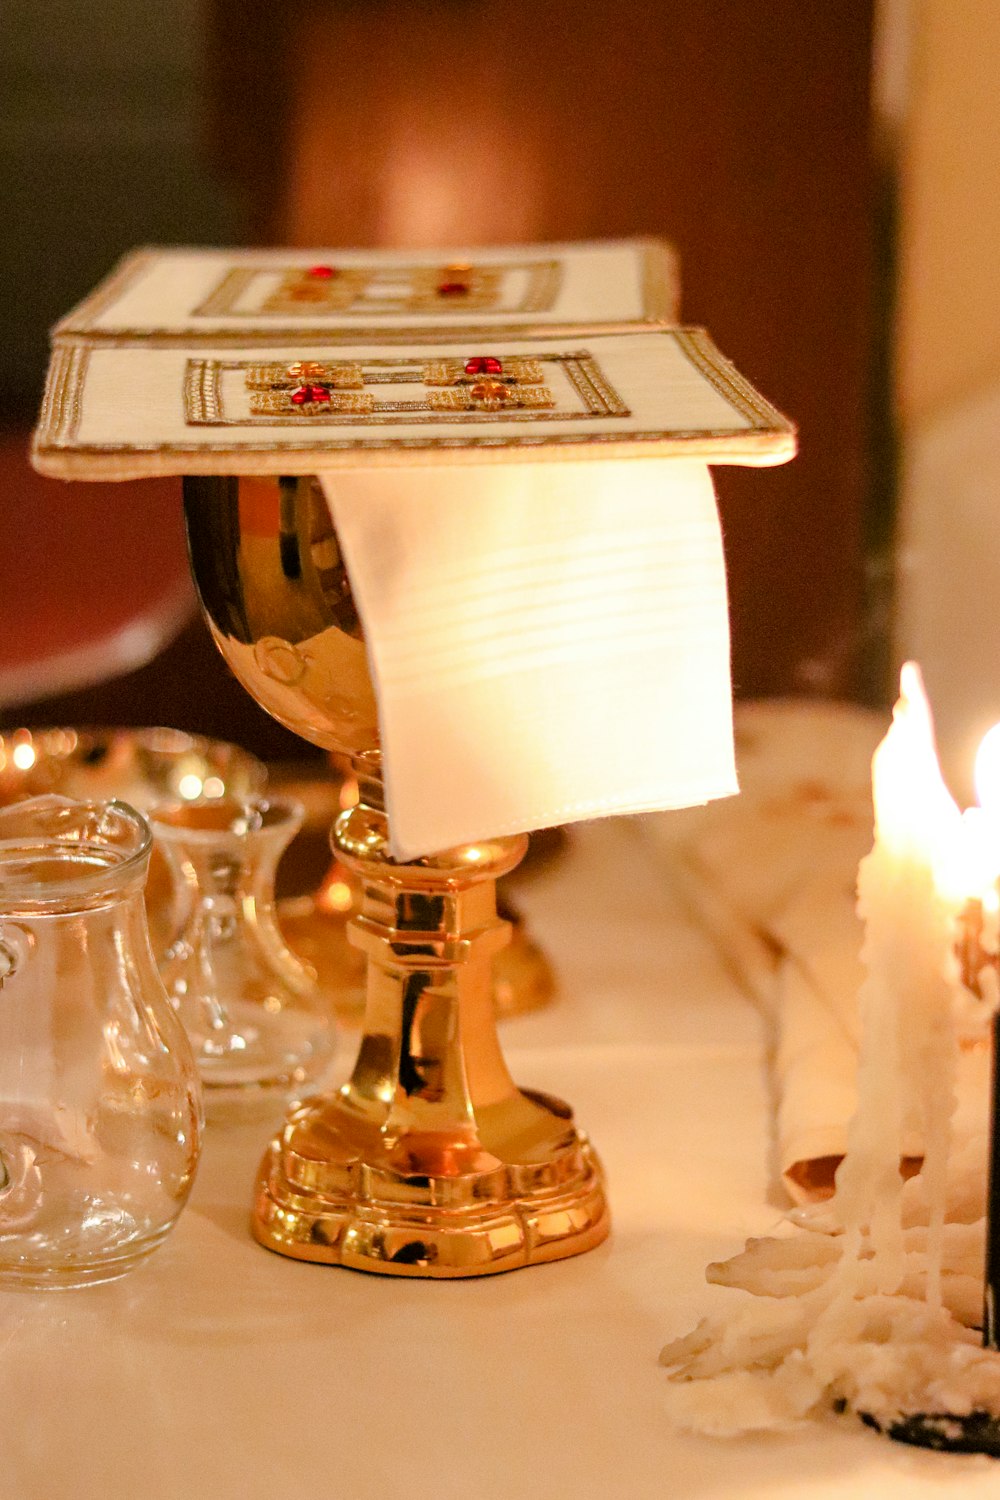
[464, 356, 503, 376]
[291, 383, 332, 406]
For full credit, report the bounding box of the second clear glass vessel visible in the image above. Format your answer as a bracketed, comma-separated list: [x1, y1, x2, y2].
[151, 796, 336, 1116]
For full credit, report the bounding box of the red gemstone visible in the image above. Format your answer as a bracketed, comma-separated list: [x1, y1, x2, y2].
[307, 264, 336, 279]
[291, 383, 331, 405]
[437, 280, 469, 296]
[464, 356, 503, 376]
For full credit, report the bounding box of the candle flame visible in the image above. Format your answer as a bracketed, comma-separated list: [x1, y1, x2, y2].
[872, 663, 960, 866]
[974, 722, 1000, 813]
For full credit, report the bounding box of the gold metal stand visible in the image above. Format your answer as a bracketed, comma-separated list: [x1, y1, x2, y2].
[184, 474, 608, 1276]
[257, 756, 604, 1274]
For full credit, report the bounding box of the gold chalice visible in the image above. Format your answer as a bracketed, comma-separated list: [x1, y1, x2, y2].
[184, 474, 608, 1276]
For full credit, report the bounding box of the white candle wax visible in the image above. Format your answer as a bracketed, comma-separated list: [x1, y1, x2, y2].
[836, 663, 961, 1305]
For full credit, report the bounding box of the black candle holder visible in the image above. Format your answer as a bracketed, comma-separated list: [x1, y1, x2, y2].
[861, 1409, 1000, 1455]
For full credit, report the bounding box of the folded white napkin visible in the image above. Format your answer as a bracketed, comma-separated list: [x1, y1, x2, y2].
[638, 702, 880, 1199]
[321, 459, 736, 860]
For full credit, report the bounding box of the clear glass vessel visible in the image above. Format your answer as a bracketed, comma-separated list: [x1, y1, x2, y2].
[151, 796, 336, 1115]
[0, 797, 203, 1289]
[0, 725, 268, 955]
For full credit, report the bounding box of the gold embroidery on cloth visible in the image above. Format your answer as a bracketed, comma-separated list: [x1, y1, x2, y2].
[426, 384, 556, 412]
[191, 260, 563, 319]
[404, 265, 501, 311]
[422, 358, 545, 387]
[245, 362, 365, 391]
[671, 328, 778, 428]
[249, 390, 376, 417]
[181, 352, 627, 426]
[37, 344, 91, 444]
[261, 268, 375, 314]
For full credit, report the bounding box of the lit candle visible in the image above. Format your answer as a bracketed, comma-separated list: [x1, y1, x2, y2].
[920, 708, 1000, 1348]
[936, 734, 999, 899]
[836, 662, 962, 1305]
[659, 664, 1000, 1442]
[961, 724, 1000, 1344]
[946, 728, 1000, 1006]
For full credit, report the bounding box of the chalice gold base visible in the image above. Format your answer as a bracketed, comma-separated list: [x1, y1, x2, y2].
[252, 1089, 608, 1276]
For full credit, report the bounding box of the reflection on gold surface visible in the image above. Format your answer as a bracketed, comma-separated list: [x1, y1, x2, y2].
[184, 474, 606, 1275]
[184, 475, 379, 754]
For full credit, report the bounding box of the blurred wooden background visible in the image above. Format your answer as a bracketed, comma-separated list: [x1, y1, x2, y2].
[1, 0, 876, 752]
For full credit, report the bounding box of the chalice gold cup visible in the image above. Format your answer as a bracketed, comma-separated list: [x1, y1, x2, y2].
[184, 474, 609, 1276]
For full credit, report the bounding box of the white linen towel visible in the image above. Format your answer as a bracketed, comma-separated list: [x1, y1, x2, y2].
[321, 459, 736, 860]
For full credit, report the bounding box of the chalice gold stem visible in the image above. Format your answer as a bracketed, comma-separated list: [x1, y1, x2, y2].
[280, 762, 556, 1021]
[183, 475, 607, 1275]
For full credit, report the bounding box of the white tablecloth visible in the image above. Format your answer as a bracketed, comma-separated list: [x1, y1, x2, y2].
[2, 820, 994, 1498]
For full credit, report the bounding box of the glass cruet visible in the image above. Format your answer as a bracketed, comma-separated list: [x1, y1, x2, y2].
[150, 796, 336, 1116]
[0, 796, 203, 1289]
